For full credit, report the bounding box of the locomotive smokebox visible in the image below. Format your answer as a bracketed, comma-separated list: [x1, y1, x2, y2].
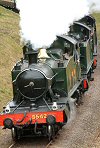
[16, 63, 54, 100]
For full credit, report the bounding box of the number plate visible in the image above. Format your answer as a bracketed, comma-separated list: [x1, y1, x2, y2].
[32, 114, 47, 120]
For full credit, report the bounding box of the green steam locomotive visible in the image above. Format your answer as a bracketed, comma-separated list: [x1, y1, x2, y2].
[0, 15, 97, 141]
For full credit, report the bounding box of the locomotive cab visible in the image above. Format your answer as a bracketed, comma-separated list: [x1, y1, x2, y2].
[69, 22, 91, 41]
[48, 35, 81, 95]
[79, 15, 97, 56]
[69, 22, 95, 75]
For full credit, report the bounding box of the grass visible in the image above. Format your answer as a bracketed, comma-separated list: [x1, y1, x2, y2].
[93, 13, 100, 41]
[0, 6, 22, 111]
[0, 7, 100, 112]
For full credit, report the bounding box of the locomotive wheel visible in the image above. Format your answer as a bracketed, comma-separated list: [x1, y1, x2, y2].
[88, 69, 94, 81]
[11, 127, 18, 141]
[47, 125, 55, 141]
[72, 90, 83, 106]
[11, 127, 22, 141]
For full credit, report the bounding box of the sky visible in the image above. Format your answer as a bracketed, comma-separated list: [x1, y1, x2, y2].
[16, 0, 100, 49]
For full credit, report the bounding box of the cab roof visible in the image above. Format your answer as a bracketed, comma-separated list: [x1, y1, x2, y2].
[74, 22, 91, 31]
[57, 34, 78, 45]
[81, 15, 95, 22]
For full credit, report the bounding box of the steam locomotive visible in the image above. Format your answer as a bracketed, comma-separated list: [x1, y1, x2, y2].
[0, 15, 97, 141]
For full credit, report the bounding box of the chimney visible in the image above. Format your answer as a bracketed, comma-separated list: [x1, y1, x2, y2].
[28, 51, 38, 64]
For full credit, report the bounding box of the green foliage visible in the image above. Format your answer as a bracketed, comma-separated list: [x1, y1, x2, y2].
[93, 13, 100, 41]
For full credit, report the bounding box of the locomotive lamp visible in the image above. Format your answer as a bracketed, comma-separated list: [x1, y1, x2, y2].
[52, 102, 58, 110]
[5, 105, 11, 113]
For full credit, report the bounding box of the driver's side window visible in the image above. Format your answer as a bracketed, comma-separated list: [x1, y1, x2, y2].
[73, 44, 80, 63]
[64, 42, 73, 56]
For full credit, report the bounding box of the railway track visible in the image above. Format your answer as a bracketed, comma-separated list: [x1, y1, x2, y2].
[8, 131, 60, 148]
[8, 143, 15, 148]
[8, 139, 52, 148]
